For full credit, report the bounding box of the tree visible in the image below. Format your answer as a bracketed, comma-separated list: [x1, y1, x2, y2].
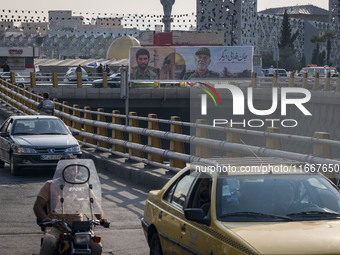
[261, 51, 275, 68]
[299, 55, 306, 70]
[263, 10, 299, 71]
[279, 10, 298, 50]
[319, 51, 326, 66]
[321, 31, 336, 65]
[278, 46, 300, 71]
[261, 47, 299, 71]
[310, 35, 326, 65]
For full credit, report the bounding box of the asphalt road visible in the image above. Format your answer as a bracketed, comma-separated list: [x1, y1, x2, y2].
[0, 164, 150, 255]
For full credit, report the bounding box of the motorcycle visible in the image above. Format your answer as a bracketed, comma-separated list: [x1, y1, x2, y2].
[37, 158, 109, 255]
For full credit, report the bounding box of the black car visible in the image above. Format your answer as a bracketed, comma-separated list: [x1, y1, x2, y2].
[92, 73, 120, 88]
[0, 115, 81, 175]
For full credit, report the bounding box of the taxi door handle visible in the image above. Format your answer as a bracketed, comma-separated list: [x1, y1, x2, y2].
[158, 211, 162, 220]
[181, 223, 186, 232]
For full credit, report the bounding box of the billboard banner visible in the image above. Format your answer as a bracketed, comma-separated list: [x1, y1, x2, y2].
[129, 46, 253, 82]
[0, 47, 40, 57]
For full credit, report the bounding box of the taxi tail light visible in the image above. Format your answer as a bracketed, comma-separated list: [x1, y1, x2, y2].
[92, 236, 101, 243]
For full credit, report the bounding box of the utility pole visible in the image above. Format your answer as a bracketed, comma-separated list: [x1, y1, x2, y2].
[120, 65, 129, 126]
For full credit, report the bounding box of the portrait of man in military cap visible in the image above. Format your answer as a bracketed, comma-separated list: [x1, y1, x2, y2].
[182, 47, 220, 80]
[130, 48, 159, 80]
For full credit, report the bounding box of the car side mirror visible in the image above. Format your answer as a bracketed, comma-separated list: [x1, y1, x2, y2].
[184, 208, 210, 226]
[0, 132, 9, 137]
[72, 131, 80, 136]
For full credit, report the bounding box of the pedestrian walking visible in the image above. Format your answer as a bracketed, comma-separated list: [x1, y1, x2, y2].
[2, 61, 10, 72]
[97, 64, 103, 77]
[104, 65, 111, 74]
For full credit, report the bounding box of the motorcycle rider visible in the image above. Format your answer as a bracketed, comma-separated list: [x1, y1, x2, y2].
[33, 156, 110, 255]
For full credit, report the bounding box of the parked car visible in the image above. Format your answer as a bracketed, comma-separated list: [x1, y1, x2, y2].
[63, 67, 88, 82]
[142, 157, 340, 254]
[0, 72, 26, 87]
[0, 115, 81, 175]
[92, 73, 120, 88]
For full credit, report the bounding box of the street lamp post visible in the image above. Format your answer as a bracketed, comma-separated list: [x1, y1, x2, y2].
[120, 65, 129, 126]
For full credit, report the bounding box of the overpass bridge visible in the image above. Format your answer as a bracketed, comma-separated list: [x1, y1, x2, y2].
[0, 74, 340, 188]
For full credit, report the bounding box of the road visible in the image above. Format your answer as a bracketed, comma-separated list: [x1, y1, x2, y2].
[0, 163, 150, 255]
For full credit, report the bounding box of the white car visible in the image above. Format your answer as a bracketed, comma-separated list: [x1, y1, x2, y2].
[0, 72, 26, 87]
[296, 65, 338, 78]
[63, 67, 88, 82]
[262, 68, 289, 77]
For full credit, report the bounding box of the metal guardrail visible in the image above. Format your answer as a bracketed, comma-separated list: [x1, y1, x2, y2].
[4, 71, 340, 90]
[0, 77, 340, 176]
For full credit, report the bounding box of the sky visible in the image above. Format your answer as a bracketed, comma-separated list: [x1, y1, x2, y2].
[0, 0, 329, 15]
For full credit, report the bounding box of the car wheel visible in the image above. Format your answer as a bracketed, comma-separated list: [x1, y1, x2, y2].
[10, 155, 20, 176]
[149, 232, 163, 255]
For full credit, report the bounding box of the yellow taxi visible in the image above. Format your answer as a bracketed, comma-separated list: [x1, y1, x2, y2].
[141, 158, 340, 254]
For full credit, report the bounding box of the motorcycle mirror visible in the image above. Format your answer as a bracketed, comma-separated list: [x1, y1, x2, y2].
[62, 164, 90, 184]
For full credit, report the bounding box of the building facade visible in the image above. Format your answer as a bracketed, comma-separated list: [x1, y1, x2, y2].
[196, 0, 339, 66]
[48, 11, 83, 31]
[1, 2, 339, 66]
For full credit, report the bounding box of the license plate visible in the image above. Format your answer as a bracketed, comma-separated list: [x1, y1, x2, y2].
[41, 155, 62, 160]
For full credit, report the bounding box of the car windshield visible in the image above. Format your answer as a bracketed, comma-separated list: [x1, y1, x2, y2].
[216, 174, 340, 222]
[12, 118, 70, 135]
[66, 68, 75, 75]
[66, 68, 87, 75]
[328, 68, 337, 75]
[0, 72, 21, 77]
[0, 72, 9, 77]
